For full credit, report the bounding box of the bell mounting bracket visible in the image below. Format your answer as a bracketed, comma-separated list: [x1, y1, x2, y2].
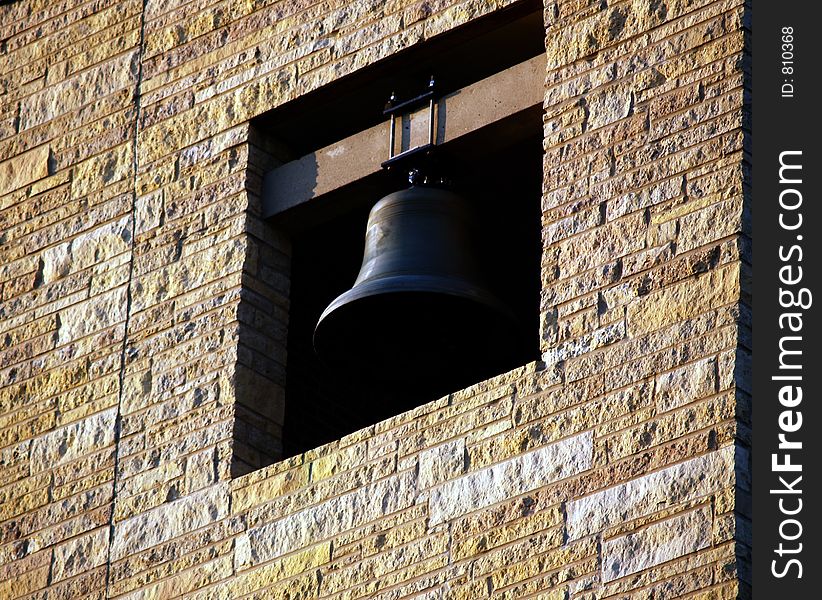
[381, 76, 438, 171]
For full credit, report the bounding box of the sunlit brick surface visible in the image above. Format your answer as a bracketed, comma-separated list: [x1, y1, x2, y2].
[0, 0, 750, 597]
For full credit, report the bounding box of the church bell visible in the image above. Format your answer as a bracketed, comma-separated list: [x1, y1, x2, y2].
[313, 77, 520, 382]
[313, 178, 518, 381]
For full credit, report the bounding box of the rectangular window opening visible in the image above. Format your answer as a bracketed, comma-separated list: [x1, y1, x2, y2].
[233, 1, 546, 473]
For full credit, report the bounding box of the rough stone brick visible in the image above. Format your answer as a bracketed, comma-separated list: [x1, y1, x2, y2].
[418, 438, 466, 489]
[557, 213, 647, 279]
[602, 506, 712, 582]
[656, 356, 717, 412]
[542, 322, 625, 367]
[606, 177, 683, 221]
[0, 145, 50, 197]
[41, 216, 132, 284]
[19, 51, 138, 131]
[567, 445, 736, 540]
[236, 470, 417, 567]
[0, 554, 50, 599]
[585, 81, 634, 131]
[57, 286, 128, 346]
[216, 544, 330, 599]
[627, 263, 740, 336]
[51, 527, 109, 582]
[429, 432, 593, 525]
[311, 443, 367, 483]
[71, 142, 133, 198]
[0, 0, 750, 598]
[29, 408, 117, 474]
[111, 483, 230, 560]
[677, 197, 744, 253]
[231, 465, 310, 517]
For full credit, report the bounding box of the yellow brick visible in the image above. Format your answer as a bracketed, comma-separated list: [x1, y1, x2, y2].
[230, 543, 330, 596]
[311, 443, 366, 482]
[627, 263, 741, 336]
[0, 145, 50, 197]
[231, 465, 309, 514]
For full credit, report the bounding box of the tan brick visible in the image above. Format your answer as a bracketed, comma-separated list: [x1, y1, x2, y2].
[656, 356, 717, 412]
[219, 544, 329, 598]
[602, 506, 712, 582]
[677, 197, 744, 253]
[71, 142, 133, 198]
[0, 145, 50, 197]
[0, 1, 750, 599]
[430, 432, 593, 525]
[567, 445, 737, 540]
[29, 408, 117, 474]
[51, 527, 109, 582]
[236, 471, 417, 568]
[19, 50, 138, 131]
[231, 464, 310, 515]
[418, 437, 466, 489]
[57, 286, 128, 346]
[111, 484, 230, 560]
[627, 263, 741, 336]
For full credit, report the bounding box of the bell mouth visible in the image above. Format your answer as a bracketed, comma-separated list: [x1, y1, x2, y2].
[314, 281, 520, 385]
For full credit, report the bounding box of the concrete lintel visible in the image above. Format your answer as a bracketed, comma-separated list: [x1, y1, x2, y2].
[262, 53, 546, 218]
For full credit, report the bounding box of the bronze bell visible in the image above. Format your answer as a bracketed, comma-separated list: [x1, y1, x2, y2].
[314, 181, 519, 383]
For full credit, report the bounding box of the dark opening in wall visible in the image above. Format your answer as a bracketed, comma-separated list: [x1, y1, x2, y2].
[237, 0, 546, 466]
[281, 134, 542, 457]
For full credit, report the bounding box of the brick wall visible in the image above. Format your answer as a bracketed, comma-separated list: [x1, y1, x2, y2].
[0, 0, 750, 598]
